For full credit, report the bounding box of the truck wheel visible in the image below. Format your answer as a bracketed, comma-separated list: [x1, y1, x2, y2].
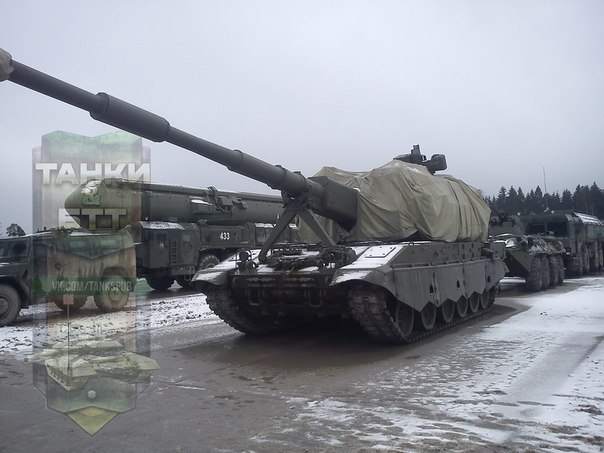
[0, 284, 21, 327]
[540, 255, 551, 289]
[94, 272, 130, 312]
[548, 255, 559, 286]
[569, 254, 583, 277]
[175, 274, 194, 289]
[557, 255, 565, 284]
[198, 253, 220, 270]
[525, 256, 542, 292]
[582, 247, 590, 274]
[55, 296, 87, 312]
[146, 275, 174, 291]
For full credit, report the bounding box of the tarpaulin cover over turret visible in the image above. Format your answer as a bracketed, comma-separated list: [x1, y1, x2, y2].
[299, 160, 490, 243]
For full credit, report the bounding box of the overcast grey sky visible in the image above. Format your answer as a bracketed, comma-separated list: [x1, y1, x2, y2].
[1, 0, 603, 232]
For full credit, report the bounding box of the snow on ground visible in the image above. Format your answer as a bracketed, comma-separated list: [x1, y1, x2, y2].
[289, 277, 604, 452]
[0, 286, 217, 358]
[2, 276, 603, 451]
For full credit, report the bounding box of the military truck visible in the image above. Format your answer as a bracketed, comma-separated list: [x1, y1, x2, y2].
[0, 48, 506, 343]
[64, 178, 298, 290]
[522, 211, 604, 276]
[489, 214, 565, 292]
[0, 228, 136, 327]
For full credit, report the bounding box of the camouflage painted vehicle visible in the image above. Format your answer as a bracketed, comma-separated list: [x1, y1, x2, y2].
[0, 49, 506, 343]
[0, 228, 136, 326]
[490, 215, 565, 292]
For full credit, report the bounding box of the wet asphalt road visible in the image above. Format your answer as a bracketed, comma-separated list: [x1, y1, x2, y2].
[1, 279, 602, 453]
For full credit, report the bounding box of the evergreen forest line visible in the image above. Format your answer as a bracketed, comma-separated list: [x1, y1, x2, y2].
[486, 183, 604, 220]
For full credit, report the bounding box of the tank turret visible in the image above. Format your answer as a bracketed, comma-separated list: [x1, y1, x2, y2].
[1, 48, 506, 343]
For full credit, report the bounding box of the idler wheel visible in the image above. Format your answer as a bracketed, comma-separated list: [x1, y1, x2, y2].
[456, 296, 468, 318]
[418, 303, 436, 331]
[438, 299, 455, 324]
[468, 293, 480, 313]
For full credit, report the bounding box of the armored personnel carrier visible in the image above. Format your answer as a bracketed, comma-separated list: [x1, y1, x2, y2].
[0, 48, 506, 343]
[489, 214, 565, 292]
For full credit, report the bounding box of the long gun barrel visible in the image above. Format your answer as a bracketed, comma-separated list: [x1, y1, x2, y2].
[0, 49, 357, 231]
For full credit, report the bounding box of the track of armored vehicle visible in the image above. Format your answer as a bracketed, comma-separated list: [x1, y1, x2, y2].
[200, 240, 503, 344]
[206, 284, 496, 344]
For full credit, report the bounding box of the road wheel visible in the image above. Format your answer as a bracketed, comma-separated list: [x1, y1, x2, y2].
[548, 255, 559, 286]
[438, 299, 455, 324]
[0, 284, 20, 327]
[456, 296, 468, 318]
[479, 291, 490, 309]
[146, 274, 174, 291]
[388, 300, 414, 337]
[55, 296, 87, 312]
[417, 303, 436, 331]
[525, 256, 542, 292]
[468, 293, 480, 313]
[94, 272, 130, 312]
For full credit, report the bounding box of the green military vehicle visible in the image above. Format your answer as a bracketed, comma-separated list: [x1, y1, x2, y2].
[490, 215, 565, 292]
[523, 211, 604, 276]
[64, 178, 298, 290]
[0, 228, 136, 326]
[0, 49, 507, 343]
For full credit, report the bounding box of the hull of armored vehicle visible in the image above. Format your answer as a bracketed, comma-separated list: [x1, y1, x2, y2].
[493, 233, 565, 292]
[195, 240, 506, 343]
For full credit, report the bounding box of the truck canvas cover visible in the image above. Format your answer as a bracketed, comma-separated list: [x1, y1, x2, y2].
[300, 159, 490, 243]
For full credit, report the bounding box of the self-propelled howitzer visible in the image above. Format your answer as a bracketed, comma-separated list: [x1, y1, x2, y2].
[1, 49, 506, 343]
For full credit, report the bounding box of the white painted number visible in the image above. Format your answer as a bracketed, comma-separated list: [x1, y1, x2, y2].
[219, 232, 230, 240]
